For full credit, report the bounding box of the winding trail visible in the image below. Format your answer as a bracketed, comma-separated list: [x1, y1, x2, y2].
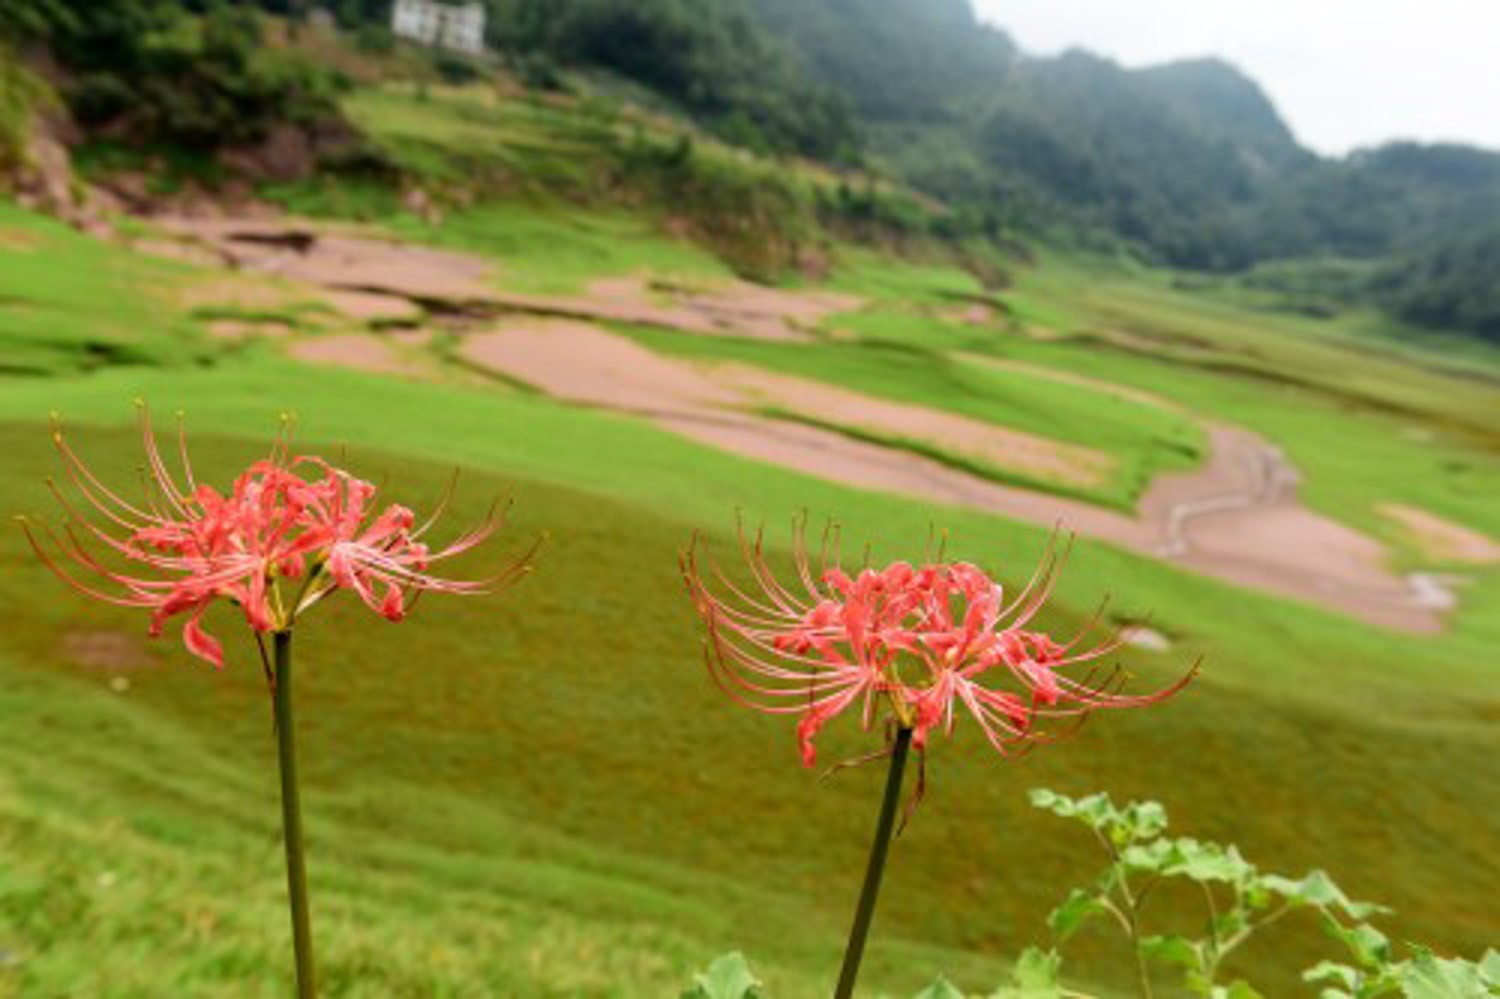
[144, 215, 1464, 632]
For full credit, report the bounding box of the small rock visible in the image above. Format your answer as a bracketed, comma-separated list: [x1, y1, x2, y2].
[1124, 626, 1172, 653]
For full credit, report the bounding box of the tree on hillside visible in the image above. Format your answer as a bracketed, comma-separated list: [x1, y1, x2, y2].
[1381, 223, 1500, 343]
[486, 0, 861, 162]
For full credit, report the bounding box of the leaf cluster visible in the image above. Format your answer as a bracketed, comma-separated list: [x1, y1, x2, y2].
[1027, 789, 1496, 999]
[680, 792, 1496, 999]
[2, 1, 347, 153]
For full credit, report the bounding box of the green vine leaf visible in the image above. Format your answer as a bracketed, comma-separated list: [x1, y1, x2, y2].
[1121, 839, 1174, 873]
[1304, 960, 1361, 992]
[1162, 839, 1255, 884]
[1122, 800, 1169, 841]
[1263, 870, 1387, 920]
[989, 947, 1065, 999]
[1398, 946, 1500, 999]
[1028, 788, 1119, 833]
[1141, 934, 1201, 971]
[1323, 920, 1395, 970]
[682, 953, 764, 999]
[913, 978, 966, 999]
[1048, 889, 1109, 941]
[1209, 982, 1267, 999]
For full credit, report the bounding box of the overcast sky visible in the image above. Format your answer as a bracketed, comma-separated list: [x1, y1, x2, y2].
[970, 0, 1500, 155]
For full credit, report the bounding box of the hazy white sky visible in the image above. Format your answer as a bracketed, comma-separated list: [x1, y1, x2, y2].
[971, 0, 1500, 155]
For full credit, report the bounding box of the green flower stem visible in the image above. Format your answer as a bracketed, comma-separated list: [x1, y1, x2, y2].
[834, 726, 913, 999]
[273, 630, 317, 999]
[1111, 864, 1153, 999]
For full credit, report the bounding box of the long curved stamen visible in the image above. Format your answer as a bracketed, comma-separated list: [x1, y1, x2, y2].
[28, 412, 532, 667]
[683, 520, 1196, 771]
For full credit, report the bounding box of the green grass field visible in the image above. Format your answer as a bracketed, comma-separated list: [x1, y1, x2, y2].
[2, 93, 1499, 998]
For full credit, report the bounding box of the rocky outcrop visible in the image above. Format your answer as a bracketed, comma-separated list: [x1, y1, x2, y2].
[3, 111, 115, 236]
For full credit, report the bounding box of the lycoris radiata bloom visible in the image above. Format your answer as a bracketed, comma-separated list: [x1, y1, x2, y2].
[682, 520, 1197, 769]
[20, 407, 533, 669]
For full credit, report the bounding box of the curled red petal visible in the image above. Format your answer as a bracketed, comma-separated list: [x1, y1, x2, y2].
[183, 611, 224, 670]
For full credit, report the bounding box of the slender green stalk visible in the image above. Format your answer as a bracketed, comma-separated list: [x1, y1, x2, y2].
[1112, 865, 1153, 999]
[834, 726, 913, 999]
[273, 630, 317, 999]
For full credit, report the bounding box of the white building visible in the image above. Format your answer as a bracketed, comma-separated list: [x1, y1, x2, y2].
[392, 0, 485, 56]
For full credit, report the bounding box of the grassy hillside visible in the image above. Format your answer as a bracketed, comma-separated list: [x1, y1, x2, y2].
[3, 168, 1499, 999]
[242, 73, 1500, 542]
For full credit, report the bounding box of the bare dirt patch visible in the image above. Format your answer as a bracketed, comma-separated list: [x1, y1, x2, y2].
[123, 212, 1452, 632]
[1378, 504, 1500, 563]
[579, 276, 843, 340]
[389, 328, 435, 349]
[1137, 426, 1444, 632]
[462, 322, 1444, 632]
[319, 288, 424, 323]
[60, 630, 154, 671]
[174, 275, 307, 314]
[942, 303, 1002, 327]
[208, 319, 295, 341]
[0, 229, 39, 252]
[131, 237, 227, 268]
[461, 322, 738, 412]
[723, 364, 1112, 488]
[289, 333, 420, 377]
[460, 322, 1110, 488]
[963, 354, 1187, 413]
[150, 216, 863, 341]
[156, 216, 498, 301]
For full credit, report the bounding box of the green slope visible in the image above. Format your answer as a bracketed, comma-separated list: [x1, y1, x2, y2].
[1, 182, 1498, 998]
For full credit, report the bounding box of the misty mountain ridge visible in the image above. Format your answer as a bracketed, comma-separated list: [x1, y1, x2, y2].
[732, 0, 1497, 338]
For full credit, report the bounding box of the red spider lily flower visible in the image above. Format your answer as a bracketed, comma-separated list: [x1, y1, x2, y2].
[20, 408, 535, 669]
[681, 520, 1196, 768]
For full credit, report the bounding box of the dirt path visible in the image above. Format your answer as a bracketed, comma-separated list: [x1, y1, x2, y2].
[140, 215, 1459, 632]
[1378, 503, 1500, 564]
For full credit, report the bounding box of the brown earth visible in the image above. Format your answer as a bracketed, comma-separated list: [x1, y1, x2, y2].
[131, 214, 1454, 631]
[289, 332, 425, 377]
[962, 354, 1188, 413]
[318, 288, 424, 323]
[1378, 504, 1500, 563]
[0, 228, 38, 251]
[174, 275, 308, 314]
[208, 319, 295, 341]
[584, 277, 860, 340]
[60, 630, 154, 671]
[154, 216, 497, 301]
[460, 322, 1112, 488]
[461, 322, 1447, 632]
[146, 217, 859, 340]
[131, 238, 227, 268]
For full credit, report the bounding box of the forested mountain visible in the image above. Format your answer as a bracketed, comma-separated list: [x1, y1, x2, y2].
[2, 0, 1497, 343]
[740, 0, 1019, 124]
[520, 0, 1500, 343]
[1132, 58, 1306, 175]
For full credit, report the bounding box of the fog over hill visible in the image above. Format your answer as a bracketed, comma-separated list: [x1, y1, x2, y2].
[740, 0, 1500, 340]
[972, 0, 1500, 155]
